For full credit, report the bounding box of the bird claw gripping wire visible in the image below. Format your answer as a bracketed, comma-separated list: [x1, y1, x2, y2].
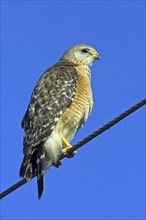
[62, 147, 77, 158]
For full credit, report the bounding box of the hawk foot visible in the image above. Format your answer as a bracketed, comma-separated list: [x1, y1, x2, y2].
[64, 150, 76, 158]
[60, 135, 77, 157]
[53, 159, 62, 168]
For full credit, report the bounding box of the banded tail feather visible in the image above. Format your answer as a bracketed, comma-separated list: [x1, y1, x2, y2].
[19, 148, 35, 179]
[19, 143, 45, 199]
[37, 146, 45, 199]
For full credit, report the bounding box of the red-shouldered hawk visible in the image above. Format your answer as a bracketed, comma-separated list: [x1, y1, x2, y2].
[19, 44, 100, 198]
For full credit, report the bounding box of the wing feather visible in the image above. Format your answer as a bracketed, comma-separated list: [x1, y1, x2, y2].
[22, 62, 78, 149]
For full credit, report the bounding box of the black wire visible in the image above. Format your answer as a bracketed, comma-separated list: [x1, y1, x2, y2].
[0, 98, 145, 200]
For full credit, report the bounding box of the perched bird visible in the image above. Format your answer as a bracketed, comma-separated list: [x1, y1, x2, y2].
[19, 44, 100, 198]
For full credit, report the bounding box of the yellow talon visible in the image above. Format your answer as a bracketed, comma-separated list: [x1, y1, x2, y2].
[61, 135, 77, 155]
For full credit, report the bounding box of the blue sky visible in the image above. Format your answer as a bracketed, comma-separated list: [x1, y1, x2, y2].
[0, 1, 145, 219]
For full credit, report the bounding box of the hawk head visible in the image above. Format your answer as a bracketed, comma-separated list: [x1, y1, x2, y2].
[60, 44, 100, 67]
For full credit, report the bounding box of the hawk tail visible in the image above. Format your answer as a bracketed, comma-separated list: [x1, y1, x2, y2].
[19, 144, 45, 199]
[36, 145, 45, 199]
[19, 148, 35, 180]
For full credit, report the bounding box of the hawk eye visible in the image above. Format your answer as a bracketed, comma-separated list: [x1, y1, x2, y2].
[81, 48, 89, 53]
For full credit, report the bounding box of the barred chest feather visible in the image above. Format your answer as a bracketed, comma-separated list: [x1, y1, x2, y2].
[44, 65, 93, 168]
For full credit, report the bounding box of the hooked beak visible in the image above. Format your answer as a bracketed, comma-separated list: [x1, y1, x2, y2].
[94, 52, 100, 61]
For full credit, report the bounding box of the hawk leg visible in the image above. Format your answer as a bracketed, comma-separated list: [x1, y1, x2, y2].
[61, 135, 77, 157]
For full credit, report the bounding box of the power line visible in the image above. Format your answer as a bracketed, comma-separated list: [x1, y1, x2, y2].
[0, 98, 145, 200]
